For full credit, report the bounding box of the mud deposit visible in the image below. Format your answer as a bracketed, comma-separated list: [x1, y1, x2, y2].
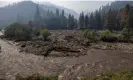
[18, 30, 89, 57]
[1, 31, 133, 80]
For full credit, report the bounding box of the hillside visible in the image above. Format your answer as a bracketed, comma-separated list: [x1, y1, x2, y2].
[0, 1, 78, 27]
[101, 1, 133, 12]
[39, 2, 78, 18]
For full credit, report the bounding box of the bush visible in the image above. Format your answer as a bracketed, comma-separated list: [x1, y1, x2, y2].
[100, 30, 118, 42]
[83, 29, 98, 42]
[40, 29, 51, 40]
[83, 29, 89, 38]
[104, 44, 117, 50]
[4, 23, 31, 41]
[120, 28, 133, 42]
[34, 31, 40, 36]
[0, 28, 2, 31]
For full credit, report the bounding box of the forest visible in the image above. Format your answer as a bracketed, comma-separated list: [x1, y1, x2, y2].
[4, 3, 133, 43]
[6, 2, 133, 30]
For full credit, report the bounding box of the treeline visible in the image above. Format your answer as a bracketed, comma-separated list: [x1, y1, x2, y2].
[4, 22, 51, 41]
[16, 3, 133, 31]
[4, 3, 133, 42]
[104, 4, 133, 30]
[78, 11, 102, 29]
[80, 4, 133, 43]
[32, 4, 103, 30]
[78, 4, 133, 31]
[25, 5, 77, 30]
[4, 23, 32, 41]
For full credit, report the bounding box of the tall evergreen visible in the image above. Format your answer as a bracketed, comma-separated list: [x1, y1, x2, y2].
[89, 13, 94, 29]
[56, 9, 60, 16]
[121, 4, 133, 29]
[95, 10, 102, 29]
[28, 20, 33, 28]
[79, 12, 85, 29]
[60, 10, 67, 29]
[84, 15, 89, 28]
[34, 4, 41, 23]
[61, 10, 65, 16]
[67, 14, 77, 29]
[104, 9, 117, 31]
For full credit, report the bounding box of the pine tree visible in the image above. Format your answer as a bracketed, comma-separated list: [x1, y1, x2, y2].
[104, 9, 117, 31]
[56, 9, 59, 16]
[61, 10, 65, 16]
[68, 14, 72, 29]
[89, 13, 94, 29]
[127, 8, 133, 29]
[84, 15, 89, 28]
[121, 4, 130, 29]
[79, 12, 85, 29]
[28, 20, 33, 28]
[34, 4, 41, 23]
[82, 12, 85, 29]
[104, 9, 111, 30]
[116, 10, 121, 30]
[60, 10, 67, 29]
[95, 10, 102, 29]
[101, 9, 105, 29]
[67, 14, 76, 29]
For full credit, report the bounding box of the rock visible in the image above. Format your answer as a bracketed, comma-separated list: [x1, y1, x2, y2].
[35, 45, 41, 48]
[64, 35, 74, 42]
[44, 46, 80, 57]
[92, 45, 102, 49]
[81, 40, 90, 46]
[0, 46, 1, 52]
[21, 44, 26, 48]
[0, 35, 5, 39]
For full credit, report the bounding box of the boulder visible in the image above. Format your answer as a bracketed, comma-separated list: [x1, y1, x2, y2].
[21, 44, 26, 48]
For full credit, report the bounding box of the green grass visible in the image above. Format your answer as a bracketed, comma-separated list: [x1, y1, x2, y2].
[16, 74, 58, 80]
[16, 70, 133, 80]
[81, 70, 133, 80]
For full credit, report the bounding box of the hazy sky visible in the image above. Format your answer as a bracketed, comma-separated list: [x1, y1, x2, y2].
[0, 0, 113, 13]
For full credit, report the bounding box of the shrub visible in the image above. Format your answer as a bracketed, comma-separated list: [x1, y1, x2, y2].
[32, 30, 40, 36]
[40, 29, 51, 40]
[34, 31, 40, 36]
[15, 28, 31, 41]
[100, 30, 117, 42]
[83, 29, 98, 42]
[4, 23, 31, 41]
[87, 30, 97, 42]
[4, 26, 15, 38]
[120, 28, 133, 42]
[104, 44, 117, 50]
[83, 29, 89, 38]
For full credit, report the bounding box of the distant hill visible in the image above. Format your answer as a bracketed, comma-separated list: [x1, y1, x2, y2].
[39, 2, 78, 18]
[0, 1, 78, 27]
[101, 1, 133, 12]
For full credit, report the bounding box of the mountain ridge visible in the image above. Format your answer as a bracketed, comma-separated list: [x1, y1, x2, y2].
[0, 1, 78, 27]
